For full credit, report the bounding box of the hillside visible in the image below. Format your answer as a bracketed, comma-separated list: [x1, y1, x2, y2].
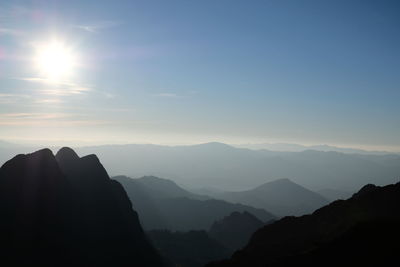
[207, 182, 400, 267]
[209, 211, 266, 251]
[147, 230, 231, 267]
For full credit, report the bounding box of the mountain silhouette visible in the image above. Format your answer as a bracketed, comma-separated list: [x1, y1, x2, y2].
[114, 175, 275, 231]
[206, 182, 400, 267]
[212, 178, 328, 217]
[208, 211, 267, 251]
[0, 148, 166, 267]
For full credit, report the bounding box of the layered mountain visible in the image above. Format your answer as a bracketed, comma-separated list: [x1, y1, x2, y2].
[146, 212, 270, 267]
[206, 182, 400, 267]
[208, 211, 266, 251]
[0, 148, 166, 267]
[211, 179, 328, 217]
[114, 175, 275, 231]
[1, 142, 399, 192]
[147, 230, 231, 267]
[71, 142, 400, 191]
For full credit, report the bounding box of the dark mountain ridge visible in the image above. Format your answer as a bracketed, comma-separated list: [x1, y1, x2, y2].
[0, 148, 165, 267]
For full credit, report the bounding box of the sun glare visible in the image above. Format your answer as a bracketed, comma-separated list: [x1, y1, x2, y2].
[34, 40, 77, 81]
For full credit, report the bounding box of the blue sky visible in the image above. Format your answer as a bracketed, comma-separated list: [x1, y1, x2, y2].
[0, 0, 399, 150]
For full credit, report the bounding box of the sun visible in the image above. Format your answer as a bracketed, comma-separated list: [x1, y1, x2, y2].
[34, 40, 77, 81]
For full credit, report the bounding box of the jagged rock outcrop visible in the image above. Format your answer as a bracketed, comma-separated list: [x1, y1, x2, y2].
[0, 148, 166, 267]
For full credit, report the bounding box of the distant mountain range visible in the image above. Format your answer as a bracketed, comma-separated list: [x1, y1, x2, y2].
[0, 148, 166, 267]
[207, 182, 400, 267]
[209, 178, 329, 217]
[234, 143, 397, 155]
[1, 141, 400, 192]
[114, 175, 275, 231]
[74, 142, 400, 191]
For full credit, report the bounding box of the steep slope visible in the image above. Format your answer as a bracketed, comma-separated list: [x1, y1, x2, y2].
[113, 175, 172, 230]
[114, 175, 275, 231]
[206, 182, 400, 267]
[208, 211, 266, 251]
[214, 179, 328, 217]
[0, 148, 166, 267]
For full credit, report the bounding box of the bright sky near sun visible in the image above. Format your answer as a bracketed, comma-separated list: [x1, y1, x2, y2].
[0, 0, 400, 150]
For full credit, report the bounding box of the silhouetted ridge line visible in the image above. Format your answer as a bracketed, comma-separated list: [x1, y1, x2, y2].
[55, 146, 79, 163]
[206, 181, 400, 267]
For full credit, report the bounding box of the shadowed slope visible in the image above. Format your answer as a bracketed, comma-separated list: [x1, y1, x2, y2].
[206, 182, 400, 267]
[209, 211, 266, 251]
[147, 230, 231, 267]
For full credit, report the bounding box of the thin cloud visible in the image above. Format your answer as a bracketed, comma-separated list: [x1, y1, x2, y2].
[0, 112, 109, 126]
[0, 93, 30, 98]
[73, 20, 122, 33]
[153, 93, 184, 98]
[0, 93, 31, 104]
[38, 88, 91, 96]
[34, 98, 63, 104]
[15, 77, 93, 96]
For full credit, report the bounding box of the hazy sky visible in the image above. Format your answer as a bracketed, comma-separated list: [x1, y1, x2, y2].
[1, 0, 399, 150]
